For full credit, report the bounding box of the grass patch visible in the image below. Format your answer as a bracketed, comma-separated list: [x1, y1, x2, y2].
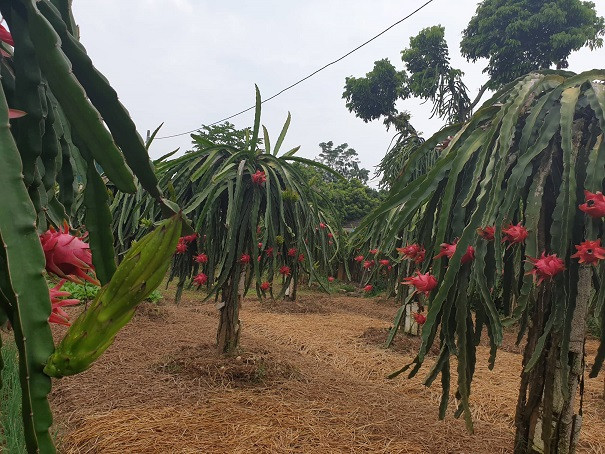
[0, 340, 26, 453]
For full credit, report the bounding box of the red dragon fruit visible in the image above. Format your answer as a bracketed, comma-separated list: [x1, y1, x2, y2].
[48, 280, 80, 326]
[40, 221, 99, 285]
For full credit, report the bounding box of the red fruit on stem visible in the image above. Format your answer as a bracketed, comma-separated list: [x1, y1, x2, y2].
[396, 244, 423, 260]
[40, 221, 99, 285]
[48, 280, 80, 326]
[327, 232, 333, 239]
[260, 281, 271, 291]
[379, 259, 390, 266]
[571, 239, 605, 265]
[265, 247, 274, 257]
[298, 254, 305, 262]
[363, 284, 373, 292]
[402, 271, 438, 296]
[319, 222, 326, 229]
[175, 242, 187, 254]
[193, 253, 208, 263]
[327, 276, 335, 282]
[462, 245, 475, 264]
[240, 254, 251, 264]
[369, 248, 379, 255]
[526, 252, 565, 285]
[363, 260, 375, 269]
[193, 273, 208, 286]
[0, 24, 14, 46]
[181, 233, 198, 243]
[412, 312, 427, 325]
[579, 190, 605, 218]
[279, 265, 291, 276]
[502, 223, 528, 245]
[414, 248, 426, 264]
[477, 226, 495, 241]
[354, 255, 364, 262]
[251, 170, 267, 185]
[287, 248, 297, 257]
[434, 242, 457, 260]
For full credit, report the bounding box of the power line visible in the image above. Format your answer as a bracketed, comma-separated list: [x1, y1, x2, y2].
[156, 0, 436, 140]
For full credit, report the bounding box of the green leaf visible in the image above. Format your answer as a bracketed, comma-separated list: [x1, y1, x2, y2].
[273, 112, 291, 156]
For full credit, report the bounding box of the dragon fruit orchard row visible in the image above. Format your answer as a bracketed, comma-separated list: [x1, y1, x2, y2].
[356, 189, 605, 298]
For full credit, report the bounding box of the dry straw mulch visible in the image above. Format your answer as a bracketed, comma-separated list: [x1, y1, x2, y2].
[48, 293, 605, 453]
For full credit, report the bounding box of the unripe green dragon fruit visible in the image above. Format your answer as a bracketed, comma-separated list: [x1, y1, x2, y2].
[44, 214, 183, 377]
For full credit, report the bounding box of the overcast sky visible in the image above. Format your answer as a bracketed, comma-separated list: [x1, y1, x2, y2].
[72, 0, 605, 186]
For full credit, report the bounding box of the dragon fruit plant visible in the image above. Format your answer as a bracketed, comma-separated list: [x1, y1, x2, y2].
[0, 2, 180, 453]
[112, 88, 340, 354]
[357, 70, 605, 452]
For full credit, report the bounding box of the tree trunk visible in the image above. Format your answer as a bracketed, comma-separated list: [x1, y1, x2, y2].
[216, 271, 245, 354]
[337, 263, 345, 281]
[514, 267, 591, 453]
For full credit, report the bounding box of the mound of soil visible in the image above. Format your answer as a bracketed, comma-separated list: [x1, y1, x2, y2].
[258, 296, 331, 314]
[133, 302, 170, 320]
[360, 327, 440, 356]
[154, 343, 303, 387]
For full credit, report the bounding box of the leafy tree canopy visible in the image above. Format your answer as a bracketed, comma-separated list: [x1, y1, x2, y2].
[295, 163, 383, 226]
[190, 121, 253, 150]
[317, 141, 370, 184]
[401, 25, 470, 123]
[343, 26, 469, 129]
[461, 0, 605, 87]
[342, 58, 408, 125]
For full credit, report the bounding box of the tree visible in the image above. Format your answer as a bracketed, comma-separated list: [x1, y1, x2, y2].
[293, 155, 382, 226]
[343, 26, 469, 192]
[461, 0, 605, 88]
[191, 121, 253, 150]
[317, 141, 370, 184]
[343, 58, 408, 126]
[345, 3, 604, 189]
[343, 26, 470, 131]
[356, 69, 605, 452]
[157, 90, 338, 354]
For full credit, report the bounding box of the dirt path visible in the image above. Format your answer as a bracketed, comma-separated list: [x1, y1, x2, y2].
[48, 290, 605, 453]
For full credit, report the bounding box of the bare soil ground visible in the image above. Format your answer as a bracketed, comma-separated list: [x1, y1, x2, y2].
[48, 286, 605, 453]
